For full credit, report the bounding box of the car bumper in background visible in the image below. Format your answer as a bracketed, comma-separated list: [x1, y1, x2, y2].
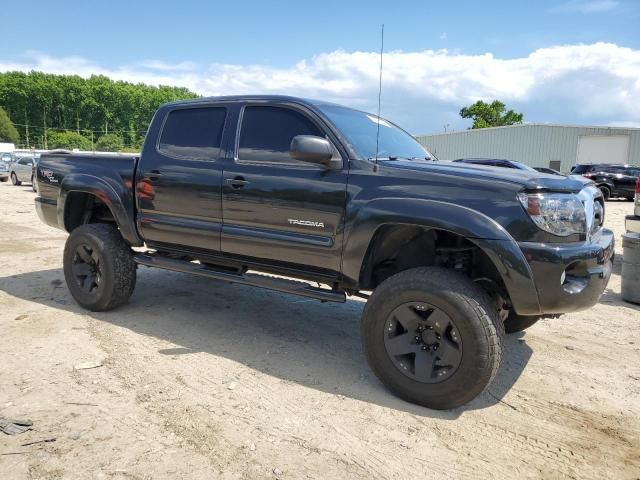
[626, 215, 640, 234]
[518, 228, 615, 314]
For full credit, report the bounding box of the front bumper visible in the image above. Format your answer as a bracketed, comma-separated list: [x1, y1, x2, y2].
[0, 172, 8, 180]
[518, 228, 614, 314]
[626, 215, 640, 234]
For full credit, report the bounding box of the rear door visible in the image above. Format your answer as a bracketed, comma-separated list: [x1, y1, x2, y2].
[220, 103, 348, 275]
[136, 104, 229, 252]
[15, 157, 34, 182]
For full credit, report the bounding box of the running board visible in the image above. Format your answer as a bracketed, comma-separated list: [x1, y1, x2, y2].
[134, 254, 346, 303]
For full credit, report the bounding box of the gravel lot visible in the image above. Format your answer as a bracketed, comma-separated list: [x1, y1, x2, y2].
[1, 182, 639, 479]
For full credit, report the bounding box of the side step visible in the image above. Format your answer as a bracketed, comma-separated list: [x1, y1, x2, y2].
[134, 254, 346, 303]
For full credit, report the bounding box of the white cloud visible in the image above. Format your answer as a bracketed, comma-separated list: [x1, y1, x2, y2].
[1, 42, 639, 133]
[551, 0, 619, 13]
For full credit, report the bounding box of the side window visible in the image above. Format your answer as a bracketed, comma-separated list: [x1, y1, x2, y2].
[238, 106, 323, 164]
[20, 158, 32, 165]
[158, 107, 226, 161]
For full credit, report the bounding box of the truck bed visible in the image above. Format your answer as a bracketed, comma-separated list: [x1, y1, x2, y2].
[35, 151, 141, 245]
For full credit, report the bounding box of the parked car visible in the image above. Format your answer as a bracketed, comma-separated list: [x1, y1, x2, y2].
[31, 157, 40, 192]
[35, 95, 613, 410]
[534, 166, 563, 175]
[452, 158, 539, 172]
[626, 177, 640, 233]
[10, 155, 36, 186]
[570, 164, 640, 200]
[0, 157, 9, 182]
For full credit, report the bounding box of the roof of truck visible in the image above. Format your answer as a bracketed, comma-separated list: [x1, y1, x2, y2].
[164, 95, 341, 108]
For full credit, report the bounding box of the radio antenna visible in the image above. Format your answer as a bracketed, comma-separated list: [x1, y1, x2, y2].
[374, 24, 384, 170]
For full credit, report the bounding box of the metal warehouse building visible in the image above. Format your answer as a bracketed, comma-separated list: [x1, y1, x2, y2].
[416, 124, 640, 173]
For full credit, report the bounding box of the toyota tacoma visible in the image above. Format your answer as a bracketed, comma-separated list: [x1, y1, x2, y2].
[34, 95, 614, 409]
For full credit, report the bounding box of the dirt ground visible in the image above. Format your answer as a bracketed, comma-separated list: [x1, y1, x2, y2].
[0, 182, 638, 480]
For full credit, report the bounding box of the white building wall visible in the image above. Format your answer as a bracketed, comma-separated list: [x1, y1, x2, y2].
[415, 124, 640, 173]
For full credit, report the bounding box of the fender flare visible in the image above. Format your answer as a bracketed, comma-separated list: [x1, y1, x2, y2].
[341, 198, 541, 315]
[57, 173, 143, 247]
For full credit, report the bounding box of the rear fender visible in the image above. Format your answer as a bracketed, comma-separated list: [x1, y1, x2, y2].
[58, 173, 142, 246]
[342, 198, 541, 315]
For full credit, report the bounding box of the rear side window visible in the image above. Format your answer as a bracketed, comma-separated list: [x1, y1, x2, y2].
[159, 107, 226, 161]
[238, 106, 323, 164]
[571, 165, 592, 174]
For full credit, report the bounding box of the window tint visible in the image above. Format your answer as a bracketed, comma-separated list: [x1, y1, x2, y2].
[571, 165, 590, 174]
[238, 106, 323, 163]
[159, 107, 226, 160]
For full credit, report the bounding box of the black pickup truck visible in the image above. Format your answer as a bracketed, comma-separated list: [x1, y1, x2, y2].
[35, 95, 614, 409]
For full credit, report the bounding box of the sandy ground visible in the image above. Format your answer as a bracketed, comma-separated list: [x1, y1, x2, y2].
[0, 182, 638, 480]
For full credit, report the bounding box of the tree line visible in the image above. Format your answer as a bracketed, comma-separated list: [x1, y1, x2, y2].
[0, 71, 198, 151]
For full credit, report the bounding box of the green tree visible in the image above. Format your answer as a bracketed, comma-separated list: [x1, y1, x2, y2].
[47, 130, 92, 150]
[0, 106, 19, 143]
[95, 133, 125, 152]
[459, 100, 523, 129]
[0, 71, 198, 149]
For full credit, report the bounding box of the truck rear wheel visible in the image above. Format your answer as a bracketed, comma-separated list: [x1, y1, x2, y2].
[361, 267, 504, 410]
[63, 224, 136, 311]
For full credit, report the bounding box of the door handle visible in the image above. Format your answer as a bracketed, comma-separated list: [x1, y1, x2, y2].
[226, 176, 249, 189]
[145, 170, 163, 180]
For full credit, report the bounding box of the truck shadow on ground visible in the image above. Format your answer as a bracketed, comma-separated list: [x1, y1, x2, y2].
[1, 266, 534, 419]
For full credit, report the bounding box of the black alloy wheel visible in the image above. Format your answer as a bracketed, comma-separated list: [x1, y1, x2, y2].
[384, 302, 462, 383]
[71, 243, 103, 295]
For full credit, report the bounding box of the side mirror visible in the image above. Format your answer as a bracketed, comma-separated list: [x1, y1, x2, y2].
[290, 135, 338, 167]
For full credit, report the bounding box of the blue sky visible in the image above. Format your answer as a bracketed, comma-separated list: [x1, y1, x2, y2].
[2, 0, 640, 133]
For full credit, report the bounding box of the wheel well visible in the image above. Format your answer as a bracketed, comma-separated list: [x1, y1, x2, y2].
[64, 192, 116, 232]
[359, 225, 509, 304]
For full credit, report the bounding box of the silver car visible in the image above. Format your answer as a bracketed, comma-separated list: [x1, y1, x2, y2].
[0, 158, 9, 182]
[9, 156, 36, 186]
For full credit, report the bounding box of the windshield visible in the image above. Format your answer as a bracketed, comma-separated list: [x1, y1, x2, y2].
[510, 160, 538, 172]
[1, 153, 12, 163]
[318, 105, 432, 161]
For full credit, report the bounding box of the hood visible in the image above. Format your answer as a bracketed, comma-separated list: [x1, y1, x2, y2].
[379, 159, 591, 193]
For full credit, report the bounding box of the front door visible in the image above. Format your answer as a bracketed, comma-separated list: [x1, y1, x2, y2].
[136, 105, 229, 252]
[221, 104, 348, 275]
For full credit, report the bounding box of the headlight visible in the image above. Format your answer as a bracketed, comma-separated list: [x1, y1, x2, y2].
[518, 192, 586, 236]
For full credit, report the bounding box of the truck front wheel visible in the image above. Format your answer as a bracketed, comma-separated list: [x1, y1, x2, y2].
[63, 224, 136, 311]
[361, 267, 504, 410]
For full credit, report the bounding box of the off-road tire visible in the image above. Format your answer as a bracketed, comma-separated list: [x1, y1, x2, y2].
[504, 313, 540, 333]
[10, 172, 21, 186]
[63, 224, 136, 311]
[361, 267, 504, 410]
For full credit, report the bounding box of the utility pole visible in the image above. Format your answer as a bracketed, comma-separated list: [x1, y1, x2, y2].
[76, 113, 80, 134]
[91, 131, 94, 151]
[43, 106, 48, 150]
[24, 109, 30, 148]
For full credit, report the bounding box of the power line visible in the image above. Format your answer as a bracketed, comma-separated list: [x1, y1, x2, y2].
[10, 122, 147, 134]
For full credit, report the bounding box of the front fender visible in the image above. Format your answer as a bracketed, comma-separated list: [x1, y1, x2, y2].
[341, 198, 541, 315]
[58, 173, 143, 246]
